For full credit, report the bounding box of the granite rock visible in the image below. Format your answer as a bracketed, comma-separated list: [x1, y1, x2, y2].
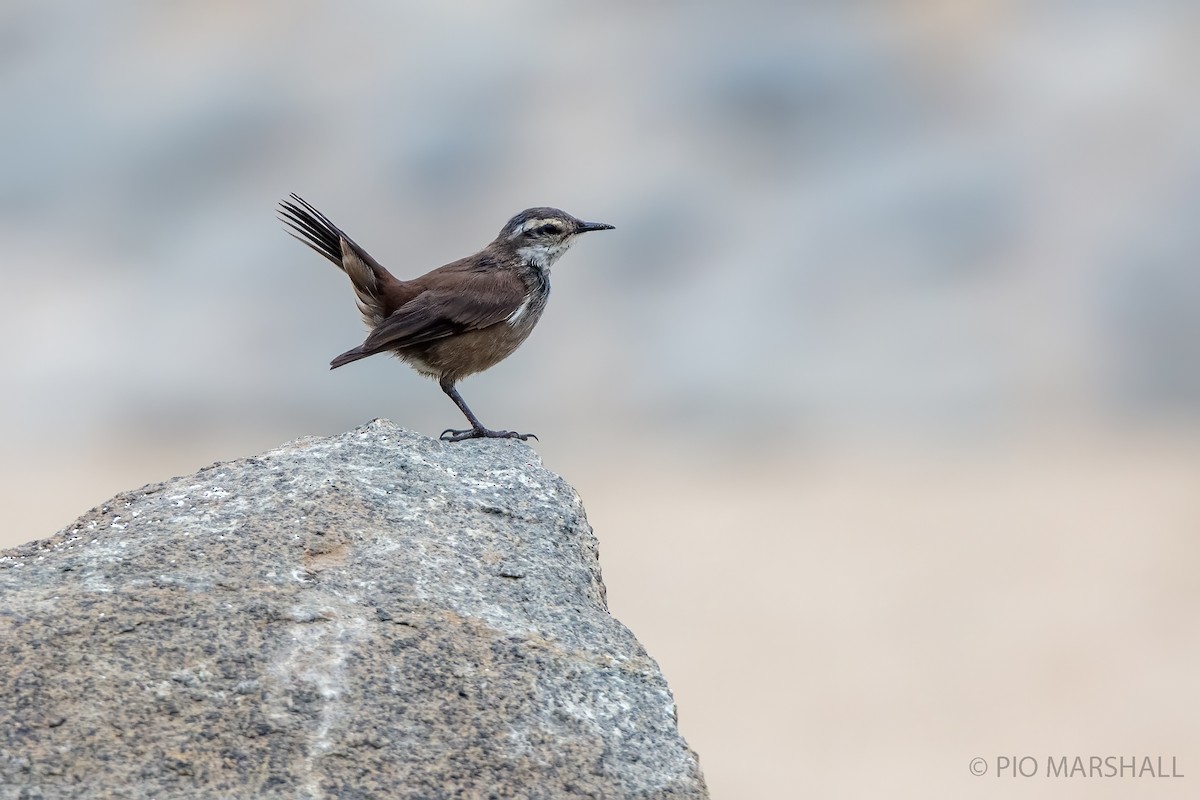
[0, 420, 707, 799]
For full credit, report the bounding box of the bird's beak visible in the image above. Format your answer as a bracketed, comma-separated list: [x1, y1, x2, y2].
[576, 220, 615, 233]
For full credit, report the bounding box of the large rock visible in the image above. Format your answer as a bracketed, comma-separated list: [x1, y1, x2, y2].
[0, 421, 707, 799]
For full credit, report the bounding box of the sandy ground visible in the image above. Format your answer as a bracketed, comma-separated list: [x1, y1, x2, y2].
[4, 430, 1198, 799]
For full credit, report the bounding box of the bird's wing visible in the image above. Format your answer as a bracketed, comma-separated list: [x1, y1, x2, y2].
[358, 270, 529, 353]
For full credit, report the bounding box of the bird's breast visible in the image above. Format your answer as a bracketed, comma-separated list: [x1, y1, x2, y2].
[398, 282, 550, 383]
[504, 288, 549, 335]
[404, 314, 542, 382]
[506, 295, 533, 326]
[506, 266, 551, 329]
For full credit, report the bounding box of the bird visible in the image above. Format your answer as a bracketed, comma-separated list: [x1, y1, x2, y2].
[279, 194, 613, 442]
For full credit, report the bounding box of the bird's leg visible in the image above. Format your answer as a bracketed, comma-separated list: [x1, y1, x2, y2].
[438, 379, 537, 442]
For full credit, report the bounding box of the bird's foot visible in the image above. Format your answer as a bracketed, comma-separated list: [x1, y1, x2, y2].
[440, 426, 538, 443]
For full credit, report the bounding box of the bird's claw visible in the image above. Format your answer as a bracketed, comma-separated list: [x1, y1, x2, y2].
[440, 427, 538, 443]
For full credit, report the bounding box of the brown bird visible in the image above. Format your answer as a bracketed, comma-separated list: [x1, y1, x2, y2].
[279, 194, 613, 442]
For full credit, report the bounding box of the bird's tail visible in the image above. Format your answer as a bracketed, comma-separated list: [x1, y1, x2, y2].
[279, 194, 398, 329]
[279, 193, 345, 267]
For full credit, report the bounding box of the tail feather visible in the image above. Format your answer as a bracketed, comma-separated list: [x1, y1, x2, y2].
[279, 194, 344, 266]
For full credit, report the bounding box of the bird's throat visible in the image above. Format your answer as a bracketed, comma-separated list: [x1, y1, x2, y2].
[516, 239, 573, 273]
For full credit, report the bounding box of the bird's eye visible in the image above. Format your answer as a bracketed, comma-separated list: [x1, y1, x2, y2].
[537, 223, 562, 236]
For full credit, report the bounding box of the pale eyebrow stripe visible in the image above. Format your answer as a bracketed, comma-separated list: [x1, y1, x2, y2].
[511, 218, 559, 237]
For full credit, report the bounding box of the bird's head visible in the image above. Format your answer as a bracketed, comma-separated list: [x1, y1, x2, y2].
[497, 207, 614, 270]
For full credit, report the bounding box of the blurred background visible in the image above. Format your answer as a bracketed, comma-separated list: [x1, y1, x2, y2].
[3, 1, 1199, 797]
